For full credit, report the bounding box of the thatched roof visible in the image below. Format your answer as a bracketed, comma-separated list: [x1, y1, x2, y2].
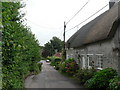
[66, 2, 120, 48]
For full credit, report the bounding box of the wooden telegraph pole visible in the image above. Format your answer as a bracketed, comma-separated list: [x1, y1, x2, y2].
[63, 21, 66, 61]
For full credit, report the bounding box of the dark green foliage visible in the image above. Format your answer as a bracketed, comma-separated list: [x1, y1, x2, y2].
[74, 68, 96, 84]
[2, 2, 41, 88]
[85, 68, 117, 89]
[59, 62, 66, 72]
[54, 57, 61, 62]
[109, 74, 120, 90]
[59, 58, 79, 76]
[37, 63, 42, 71]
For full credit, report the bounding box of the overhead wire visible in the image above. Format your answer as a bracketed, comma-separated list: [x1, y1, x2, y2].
[27, 19, 63, 30]
[27, 19, 64, 41]
[66, 0, 90, 25]
[66, 4, 109, 32]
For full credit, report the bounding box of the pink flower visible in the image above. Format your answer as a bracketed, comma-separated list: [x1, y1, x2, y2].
[118, 81, 120, 86]
[66, 70, 69, 72]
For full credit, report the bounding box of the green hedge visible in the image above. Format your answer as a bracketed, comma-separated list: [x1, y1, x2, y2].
[2, 2, 41, 88]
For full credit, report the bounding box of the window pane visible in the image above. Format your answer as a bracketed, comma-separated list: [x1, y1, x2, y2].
[97, 55, 103, 68]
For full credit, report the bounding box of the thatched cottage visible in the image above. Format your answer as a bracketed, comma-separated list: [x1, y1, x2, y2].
[66, 1, 120, 72]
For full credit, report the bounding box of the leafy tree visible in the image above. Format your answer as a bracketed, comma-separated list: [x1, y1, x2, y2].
[2, 2, 41, 88]
[50, 37, 63, 52]
[42, 37, 63, 58]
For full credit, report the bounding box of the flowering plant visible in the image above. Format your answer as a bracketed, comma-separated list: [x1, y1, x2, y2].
[118, 81, 120, 86]
[109, 75, 120, 90]
[59, 58, 79, 76]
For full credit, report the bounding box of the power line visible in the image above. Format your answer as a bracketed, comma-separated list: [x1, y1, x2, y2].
[66, 0, 90, 25]
[66, 4, 109, 32]
[27, 19, 63, 30]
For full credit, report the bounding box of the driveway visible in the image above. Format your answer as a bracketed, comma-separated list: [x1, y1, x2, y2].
[25, 60, 84, 88]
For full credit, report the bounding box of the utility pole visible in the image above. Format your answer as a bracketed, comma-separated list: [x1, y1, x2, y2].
[63, 21, 66, 61]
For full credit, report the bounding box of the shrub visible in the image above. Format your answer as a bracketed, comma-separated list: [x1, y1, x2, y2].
[74, 68, 96, 84]
[85, 68, 117, 89]
[37, 62, 43, 71]
[54, 64, 60, 70]
[50, 56, 62, 70]
[59, 62, 66, 72]
[59, 58, 79, 76]
[47, 56, 53, 62]
[50, 61, 56, 66]
[109, 74, 120, 90]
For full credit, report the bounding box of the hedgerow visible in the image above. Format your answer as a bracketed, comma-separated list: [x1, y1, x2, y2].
[2, 2, 41, 88]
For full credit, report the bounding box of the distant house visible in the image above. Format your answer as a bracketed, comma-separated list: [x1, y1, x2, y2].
[66, 1, 120, 72]
[54, 52, 62, 58]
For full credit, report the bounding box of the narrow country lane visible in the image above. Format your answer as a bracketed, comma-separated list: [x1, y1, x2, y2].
[25, 60, 84, 88]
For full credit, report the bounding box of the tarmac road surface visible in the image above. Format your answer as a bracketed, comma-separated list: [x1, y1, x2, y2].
[25, 60, 85, 89]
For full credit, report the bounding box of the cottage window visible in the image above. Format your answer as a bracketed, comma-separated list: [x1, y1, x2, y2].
[87, 55, 93, 69]
[96, 55, 103, 70]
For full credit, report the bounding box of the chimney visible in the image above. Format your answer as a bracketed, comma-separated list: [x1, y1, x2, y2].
[109, 0, 120, 9]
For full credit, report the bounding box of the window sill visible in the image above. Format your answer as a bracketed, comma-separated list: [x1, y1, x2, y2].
[97, 67, 103, 70]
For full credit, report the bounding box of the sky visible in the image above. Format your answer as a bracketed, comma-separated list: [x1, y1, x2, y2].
[24, 0, 110, 46]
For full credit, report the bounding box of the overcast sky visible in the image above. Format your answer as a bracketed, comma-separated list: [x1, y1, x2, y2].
[24, 0, 110, 46]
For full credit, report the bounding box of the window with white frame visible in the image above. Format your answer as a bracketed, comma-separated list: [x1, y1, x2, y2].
[96, 54, 103, 69]
[87, 55, 93, 69]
